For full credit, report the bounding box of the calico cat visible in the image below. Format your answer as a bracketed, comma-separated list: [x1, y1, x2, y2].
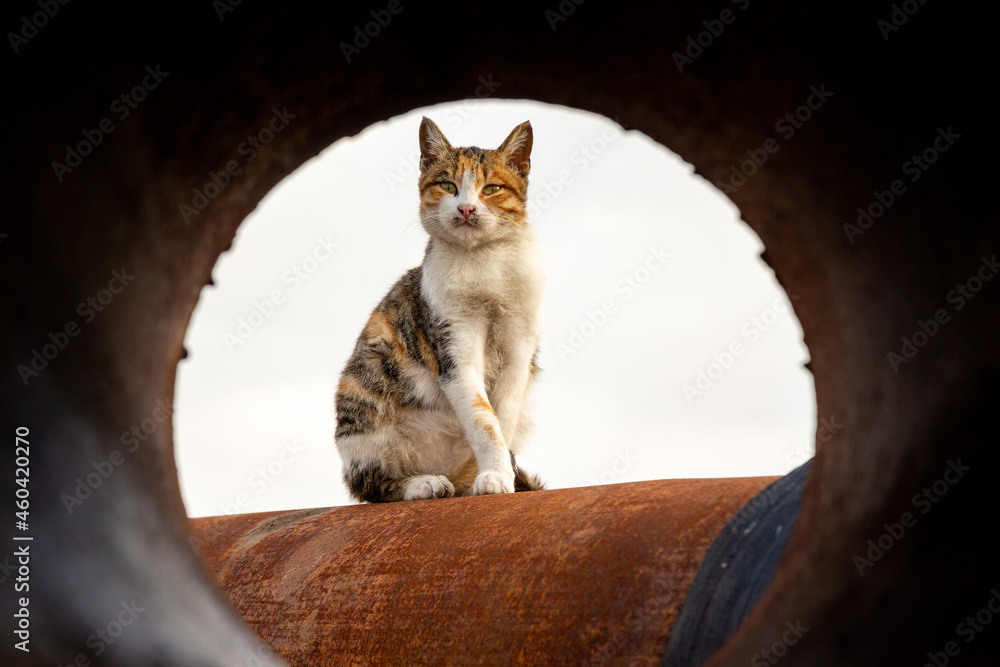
[334, 118, 546, 502]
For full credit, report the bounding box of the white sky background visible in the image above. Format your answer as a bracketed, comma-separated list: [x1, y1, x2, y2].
[175, 100, 816, 518]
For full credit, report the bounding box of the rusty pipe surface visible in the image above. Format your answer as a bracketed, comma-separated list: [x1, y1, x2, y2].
[191, 478, 775, 666]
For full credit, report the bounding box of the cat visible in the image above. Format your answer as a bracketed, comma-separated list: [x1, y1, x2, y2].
[334, 118, 546, 502]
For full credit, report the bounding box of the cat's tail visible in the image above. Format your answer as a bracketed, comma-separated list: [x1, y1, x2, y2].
[511, 453, 545, 492]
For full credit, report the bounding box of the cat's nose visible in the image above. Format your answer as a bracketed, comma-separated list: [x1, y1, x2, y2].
[458, 204, 476, 219]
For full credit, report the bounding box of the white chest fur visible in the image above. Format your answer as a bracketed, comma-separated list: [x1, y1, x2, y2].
[421, 233, 544, 383]
[422, 234, 543, 326]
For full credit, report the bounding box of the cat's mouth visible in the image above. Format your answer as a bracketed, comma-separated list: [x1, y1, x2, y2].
[453, 218, 479, 229]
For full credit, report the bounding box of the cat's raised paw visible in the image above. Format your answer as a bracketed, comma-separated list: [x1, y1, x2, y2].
[472, 470, 515, 496]
[402, 474, 455, 501]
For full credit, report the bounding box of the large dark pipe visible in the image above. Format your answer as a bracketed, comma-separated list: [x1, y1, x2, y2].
[1, 1, 995, 665]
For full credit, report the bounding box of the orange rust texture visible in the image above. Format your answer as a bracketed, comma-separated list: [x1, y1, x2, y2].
[191, 477, 774, 666]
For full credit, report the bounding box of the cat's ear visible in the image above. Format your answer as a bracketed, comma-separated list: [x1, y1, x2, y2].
[497, 121, 532, 177]
[419, 117, 453, 171]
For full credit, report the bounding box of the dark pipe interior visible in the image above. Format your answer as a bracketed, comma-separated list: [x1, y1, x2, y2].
[1, 2, 995, 664]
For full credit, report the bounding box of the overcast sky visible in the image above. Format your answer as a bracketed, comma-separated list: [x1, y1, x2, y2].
[174, 99, 815, 518]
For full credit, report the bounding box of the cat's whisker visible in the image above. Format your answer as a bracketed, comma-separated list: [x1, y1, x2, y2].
[402, 217, 422, 239]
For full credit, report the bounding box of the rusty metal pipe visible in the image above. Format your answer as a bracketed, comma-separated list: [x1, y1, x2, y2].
[192, 478, 775, 666]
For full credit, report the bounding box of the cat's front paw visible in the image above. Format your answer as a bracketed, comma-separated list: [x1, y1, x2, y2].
[472, 470, 515, 496]
[402, 474, 455, 501]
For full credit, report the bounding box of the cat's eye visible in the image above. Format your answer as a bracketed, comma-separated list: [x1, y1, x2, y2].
[438, 182, 457, 194]
[482, 185, 502, 195]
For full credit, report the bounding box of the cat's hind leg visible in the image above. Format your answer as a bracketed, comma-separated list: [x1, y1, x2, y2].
[341, 458, 455, 502]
